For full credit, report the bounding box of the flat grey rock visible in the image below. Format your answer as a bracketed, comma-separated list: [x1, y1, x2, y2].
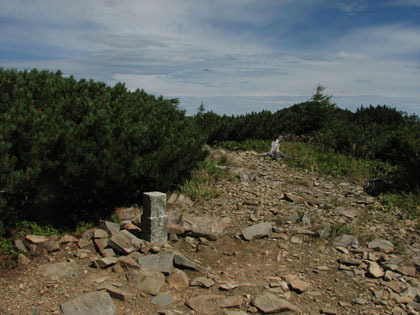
[37, 261, 82, 279]
[18, 254, 31, 266]
[60, 291, 116, 315]
[96, 284, 132, 301]
[317, 224, 331, 240]
[181, 215, 231, 241]
[368, 239, 394, 253]
[108, 231, 143, 255]
[173, 253, 207, 274]
[191, 277, 215, 288]
[151, 293, 176, 306]
[224, 311, 249, 315]
[94, 256, 118, 269]
[186, 295, 222, 315]
[332, 234, 359, 248]
[99, 220, 120, 237]
[14, 239, 27, 252]
[241, 222, 272, 241]
[252, 292, 301, 313]
[127, 269, 165, 295]
[138, 251, 174, 274]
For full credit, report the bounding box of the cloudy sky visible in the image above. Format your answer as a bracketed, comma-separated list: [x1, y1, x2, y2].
[1, 0, 419, 115]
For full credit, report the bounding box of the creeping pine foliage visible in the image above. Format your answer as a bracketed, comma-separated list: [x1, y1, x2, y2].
[1, 71, 419, 235]
[0, 68, 207, 232]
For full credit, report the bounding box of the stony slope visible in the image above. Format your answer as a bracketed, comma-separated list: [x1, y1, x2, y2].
[1, 148, 420, 315]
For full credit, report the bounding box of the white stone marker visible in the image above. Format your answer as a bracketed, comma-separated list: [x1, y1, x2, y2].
[141, 192, 168, 244]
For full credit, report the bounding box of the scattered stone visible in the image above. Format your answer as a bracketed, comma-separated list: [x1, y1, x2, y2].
[382, 280, 405, 293]
[217, 296, 244, 308]
[117, 256, 141, 271]
[94, 257, 118, 269]
[352, 298, 366, 305]
[224, 311, 249, 315]
[18, 253, 31, 265]
[114, 205, 140, 221]
[167, 222, 185, 235]
[241, 222, 272, 241]
[338, 256, 362, 266]
[384, 270, 394, 281]
[368, 239, 394, 253]
[317, 225, 331, 240]
[332, 235, 359, 248]
[127, 269, 165, 295]
[14, 239, 27, 252]
[94, 238, 112, 257]
[167, 193, 178, 204]
[181, 215, 231, 241]
[289, 279, 310, 293]
[121, 222, 141, 238]
[138, 251, 175, 274]
[219, 283, 239, 290]
[77, 238, 91, 248]
[336, 209, 357, 219]
[321, 307, 338, 314]
[59, 235, 79, 244]
[37, 261, 82, 279]
[108, 231, 142, 255]
[368, 262, 384, 278]
[285, 213, 300, 224]
[284, 193, 305, 204]
[75, 249, 90, 258]
[191, 277, 215, 288]
[166, 268, 190, 289]
[152, 293, 176, 306]
[252, 292, 302, 313]
[43, 236, 60, 253]
[301, 211, 311, 225]
[186, 295, 222, 315]
[60, 291, 116, 315]
[173, 253, 207, 274]
[25, 235, 49, 244]
[317, 266, 329, 271]
[99, 220, 120, 237]
[290, 236, 302, 244]
[96, 283, 132, 301]
[93, 229, 109, 239]
[398, 266, 416, 277]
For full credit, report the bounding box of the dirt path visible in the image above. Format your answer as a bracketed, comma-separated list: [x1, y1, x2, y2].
[1, 148, 419, 314]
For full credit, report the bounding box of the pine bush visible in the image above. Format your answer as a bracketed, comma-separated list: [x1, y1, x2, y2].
[0, 68, 206, 232]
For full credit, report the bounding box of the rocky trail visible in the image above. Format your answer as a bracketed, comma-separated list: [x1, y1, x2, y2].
[1, 148, 420, 315]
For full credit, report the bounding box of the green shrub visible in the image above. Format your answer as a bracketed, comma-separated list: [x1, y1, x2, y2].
[217, 139, 271, 153]
[0, 68, 207, 232]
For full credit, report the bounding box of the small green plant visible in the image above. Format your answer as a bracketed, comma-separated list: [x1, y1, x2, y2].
[109, 214, 120, 224]
[0, 239, 18, 256]
[178, 156, 225, 201]
[329, 197, 350, 208]
[328, 223, 355, 242]
[75, 221, 95, 234]
[19, 220, 59, 236]
[218, 155, 229, 166]
[375, 193, 420, 219]
[217, 139, 271, 153]
[357, 232, 376, 246]
[295, 179, 310, 188]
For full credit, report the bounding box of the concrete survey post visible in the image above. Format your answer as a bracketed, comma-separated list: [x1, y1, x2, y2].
[141, 192, 168, 244]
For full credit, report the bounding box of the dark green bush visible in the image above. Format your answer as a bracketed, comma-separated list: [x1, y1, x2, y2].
[0, 68, 206, 232]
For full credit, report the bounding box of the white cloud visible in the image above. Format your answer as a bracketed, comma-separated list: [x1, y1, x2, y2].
[1, 0, 419, 115]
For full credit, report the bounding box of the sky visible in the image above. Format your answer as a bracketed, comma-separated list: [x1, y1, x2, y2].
[1, 0, 419, 116]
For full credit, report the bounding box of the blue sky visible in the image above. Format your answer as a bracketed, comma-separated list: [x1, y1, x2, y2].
[1, 0, 419, 115]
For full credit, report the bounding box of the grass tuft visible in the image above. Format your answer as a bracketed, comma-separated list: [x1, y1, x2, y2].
[178, 156, 226, 201]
